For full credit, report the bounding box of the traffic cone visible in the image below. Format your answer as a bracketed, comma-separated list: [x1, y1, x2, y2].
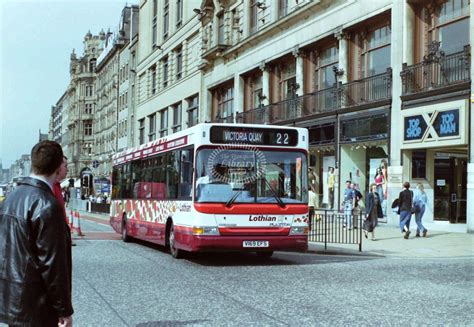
[73, 211, 84, 237]
[69, 210, 75, 232]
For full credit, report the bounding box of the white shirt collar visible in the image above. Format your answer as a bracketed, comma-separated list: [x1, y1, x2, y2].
[30, 174, 54, 192]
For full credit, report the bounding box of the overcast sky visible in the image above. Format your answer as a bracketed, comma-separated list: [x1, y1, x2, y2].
[0, 0, 133, 168]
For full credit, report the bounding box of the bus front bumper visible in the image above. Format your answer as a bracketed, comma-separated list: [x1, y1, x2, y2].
[180, 234, 308, 252]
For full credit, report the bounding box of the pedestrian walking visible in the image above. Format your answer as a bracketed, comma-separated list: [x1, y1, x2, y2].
[398, 181, 413, 239]
[363, 183, 383, 241]
[342, 180, 355, 229]
[351, 182, 363, 228]
[0, 141, 74, 327]
[54, 156, 76, 247]
[308, 185, 318, 232]
[414, 183, 428, 237]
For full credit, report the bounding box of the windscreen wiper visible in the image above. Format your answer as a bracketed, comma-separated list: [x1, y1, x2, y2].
[225, 190, 242, 208]
[262, 177, 286, 208]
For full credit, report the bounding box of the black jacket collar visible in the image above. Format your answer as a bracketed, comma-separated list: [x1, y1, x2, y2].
[17, 176, 53, 195]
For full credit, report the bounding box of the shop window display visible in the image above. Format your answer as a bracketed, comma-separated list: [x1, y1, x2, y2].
[308, 147, 335, 209]
[340, 143, 388, 216]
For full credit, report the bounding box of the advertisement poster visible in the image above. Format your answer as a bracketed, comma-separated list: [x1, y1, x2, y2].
[369, 158, 388, 215]
[322, 156, 336, 209]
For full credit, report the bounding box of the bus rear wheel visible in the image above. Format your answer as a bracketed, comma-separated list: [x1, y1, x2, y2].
[256, 251, 273, 258]
[168, 222, 184, 259]
[122, 219, 132, 243]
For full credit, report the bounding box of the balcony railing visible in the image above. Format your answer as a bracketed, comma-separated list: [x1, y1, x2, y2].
[213, 114, 234, 124]
[400, 46, 470, 95]
[236, 69, 392, 125]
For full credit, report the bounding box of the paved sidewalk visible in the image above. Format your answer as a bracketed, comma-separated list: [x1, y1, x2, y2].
[76, 210, 473, 259]
[308, 225, 474, 258]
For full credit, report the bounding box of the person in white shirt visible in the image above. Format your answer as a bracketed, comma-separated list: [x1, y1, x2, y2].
[308, 185, 318, 232]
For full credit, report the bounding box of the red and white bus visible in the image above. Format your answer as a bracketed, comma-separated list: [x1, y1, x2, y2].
[110, 123, 309, 258]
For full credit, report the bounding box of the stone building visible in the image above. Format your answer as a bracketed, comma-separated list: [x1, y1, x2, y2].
[192, 0, 472, 231]
[49, 91, 68, 146]
[135, 0, 202, 145]
[94, 5, 139, 180]
[64, 31, 105, 180]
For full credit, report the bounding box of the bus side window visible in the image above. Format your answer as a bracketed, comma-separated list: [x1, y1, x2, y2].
[111, 166, 122, 199]
[179, 149, 193, 198]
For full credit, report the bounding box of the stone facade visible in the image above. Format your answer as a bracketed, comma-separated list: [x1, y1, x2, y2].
[64, 31, 105, 179]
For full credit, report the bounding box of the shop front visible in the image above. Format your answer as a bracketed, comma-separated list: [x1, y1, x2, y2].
[339, 110, 389, 215]
[400, 99, 469, 226]
[305, 109, 390, 214]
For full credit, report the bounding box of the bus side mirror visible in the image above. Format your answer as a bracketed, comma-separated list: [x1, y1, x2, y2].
[310, 155, 316, 167]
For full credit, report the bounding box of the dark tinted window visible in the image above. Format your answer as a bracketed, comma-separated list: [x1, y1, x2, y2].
[412, 150, 426, 179]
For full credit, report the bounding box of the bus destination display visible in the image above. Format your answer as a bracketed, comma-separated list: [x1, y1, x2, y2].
[210, 126, 298, 146]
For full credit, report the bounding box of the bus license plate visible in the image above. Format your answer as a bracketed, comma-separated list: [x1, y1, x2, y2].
[243, 240, 269, 248]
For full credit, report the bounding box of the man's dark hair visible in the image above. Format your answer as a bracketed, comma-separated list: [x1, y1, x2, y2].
[403, 181, 410, 189]
[31, 140, 64, 175]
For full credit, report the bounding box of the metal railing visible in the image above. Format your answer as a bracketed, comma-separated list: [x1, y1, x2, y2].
[213, 114, 234, 123]
[308, 209, 363, 252]
[401, 46, 470, 95]
[236, 69, 392, 125]
[341, 69, 392, 107]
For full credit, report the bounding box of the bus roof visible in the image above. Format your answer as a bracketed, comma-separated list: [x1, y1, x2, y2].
[113, 123, 308, 166]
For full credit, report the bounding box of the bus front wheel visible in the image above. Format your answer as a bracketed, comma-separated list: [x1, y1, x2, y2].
[168, 222, 184, 259]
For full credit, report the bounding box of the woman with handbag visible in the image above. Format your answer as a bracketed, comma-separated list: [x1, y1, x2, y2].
[414, 183, 428, 237]
[363, 183, 383, 241]
[398, 181, 413, 239]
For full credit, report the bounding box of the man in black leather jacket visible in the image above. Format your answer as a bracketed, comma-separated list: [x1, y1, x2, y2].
[0, 140, 74, 327]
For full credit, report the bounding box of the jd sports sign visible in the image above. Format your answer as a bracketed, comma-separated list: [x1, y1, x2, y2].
[404, 109, 459, 141]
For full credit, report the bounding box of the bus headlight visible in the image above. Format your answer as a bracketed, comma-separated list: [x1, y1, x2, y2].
[193, 226, 220, 235]
[289, 226, 308, 235]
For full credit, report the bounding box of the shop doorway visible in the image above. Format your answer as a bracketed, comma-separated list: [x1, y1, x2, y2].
[434, 154, 467, 223]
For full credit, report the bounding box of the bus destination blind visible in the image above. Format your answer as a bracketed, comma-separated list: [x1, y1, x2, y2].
[210, 126, 298, 146]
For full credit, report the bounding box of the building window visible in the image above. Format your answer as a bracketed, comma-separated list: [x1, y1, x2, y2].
[250, 0, 258, 34]
[85, 103, 93, 114]
[148, 114, 156, 141]
[245, 73, 263, 110]
[172, 102, 182, 133]
[429, 0, 469, 55]
[175, 47, 183, 80]
[361, 24, 391, 77]
[150, 65, 157, 94]
[187, 95, 199, 127]
[162, 57, 169, 88]
[84, 121, 93, 136]
[85, 85, 93, 96]
[217, 13, 225, 44]
[152, 0, 157, 47]
[89, 59, 96, 72]
[279, 59, 296, 100]
[163, 0, 169, 39]
[278, 0, 288, 18]
[176, 0, 183, 28]
[313, 45, 339, 91]
[160, 109, 168, 137]
[412, 150, 427, 179]
[214, 83, 234, 120]
[138, 118, 145, 144]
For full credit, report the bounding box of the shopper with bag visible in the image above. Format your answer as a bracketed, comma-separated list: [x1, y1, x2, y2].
[398, 181, 413, 239]
[363, 183, 383, 241]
